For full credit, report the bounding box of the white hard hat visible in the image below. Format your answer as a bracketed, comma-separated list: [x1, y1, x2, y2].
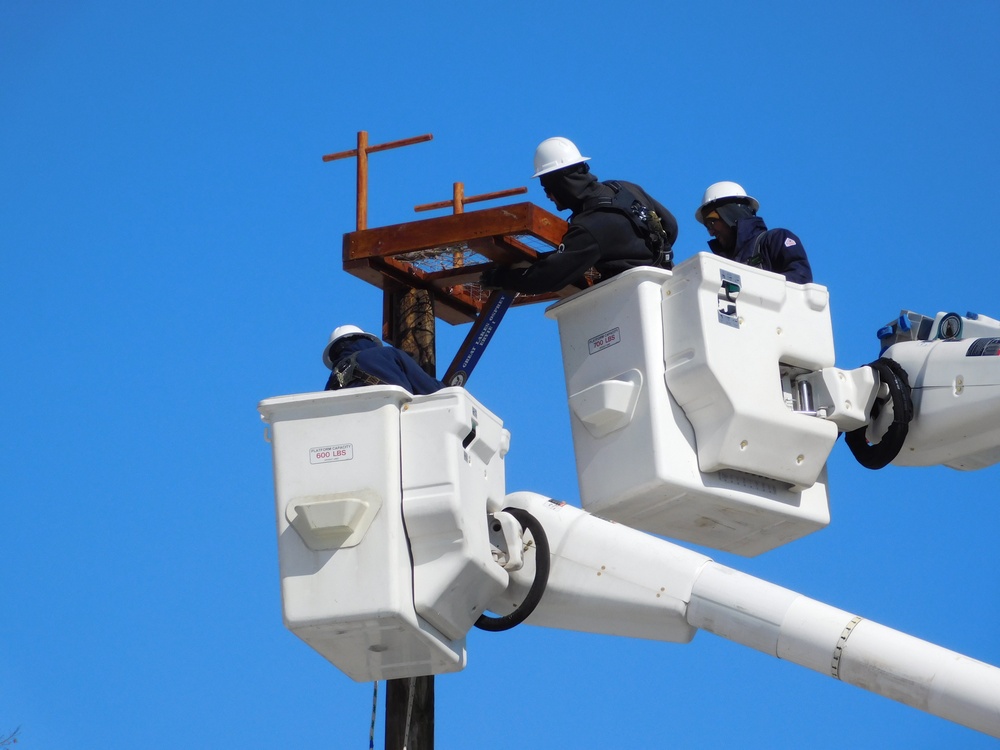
[323, 325, 380, 368]
[532, 137, 591, 178]
[695, 181, 760, 224]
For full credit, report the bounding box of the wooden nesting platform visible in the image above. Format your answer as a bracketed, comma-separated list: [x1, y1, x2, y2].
[343, 202, 576, 324]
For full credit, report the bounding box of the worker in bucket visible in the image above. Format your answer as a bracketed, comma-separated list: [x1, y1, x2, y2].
[695, 181, 813, 284]
[479, 137, 677, 294]
[323, 325, 445, 395]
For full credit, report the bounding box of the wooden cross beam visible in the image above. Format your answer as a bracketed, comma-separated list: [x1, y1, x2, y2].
[322, 130, 433, 230]
[413, 183, 528, 215]
[411, 183, 529, 298]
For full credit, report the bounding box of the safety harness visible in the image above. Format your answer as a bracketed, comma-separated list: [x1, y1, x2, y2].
[745, 230, 769, 269]
[325, 352, 388, 390]
[583, 181, 673, 269]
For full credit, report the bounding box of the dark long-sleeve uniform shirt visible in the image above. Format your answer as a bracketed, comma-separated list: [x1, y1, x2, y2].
[485, 172, 677, 294]
[708, 216, 813, 284]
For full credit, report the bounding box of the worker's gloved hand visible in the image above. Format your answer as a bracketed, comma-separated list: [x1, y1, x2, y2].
[479, 268, 505, 290]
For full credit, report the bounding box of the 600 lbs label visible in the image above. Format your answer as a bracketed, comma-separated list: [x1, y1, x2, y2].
[310, 443, 353, 464]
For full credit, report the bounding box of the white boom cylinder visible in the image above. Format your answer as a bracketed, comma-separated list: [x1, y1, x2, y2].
[496, 493, 1000, 737]
[687, 564, 1000, 738]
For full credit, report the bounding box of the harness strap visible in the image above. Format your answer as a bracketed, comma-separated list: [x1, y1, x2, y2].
[583, 181, 672, 268]
[330, 353, 388, 389]
[746, 230, 769, 268]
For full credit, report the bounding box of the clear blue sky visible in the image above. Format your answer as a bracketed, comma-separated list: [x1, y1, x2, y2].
[4, 1, 999, 748]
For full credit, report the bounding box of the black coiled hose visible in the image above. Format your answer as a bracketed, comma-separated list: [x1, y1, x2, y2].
[474, 507, 550, 632]
[845, 357, 914, 469]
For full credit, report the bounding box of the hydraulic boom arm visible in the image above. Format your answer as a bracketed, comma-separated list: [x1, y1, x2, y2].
[488, 492, 1000, 738]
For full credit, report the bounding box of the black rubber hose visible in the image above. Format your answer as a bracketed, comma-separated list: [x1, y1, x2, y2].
[474, 507, 550, 632]
[845, 357, 914, 469]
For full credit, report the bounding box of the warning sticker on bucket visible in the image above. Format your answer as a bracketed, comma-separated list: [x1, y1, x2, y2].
[310, 443, 353, 464]
[588, 327, 621, 355]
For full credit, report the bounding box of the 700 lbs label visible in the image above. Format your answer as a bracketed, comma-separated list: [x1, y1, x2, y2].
[588, 327, 621, 355]
[310, 443, 353, 464]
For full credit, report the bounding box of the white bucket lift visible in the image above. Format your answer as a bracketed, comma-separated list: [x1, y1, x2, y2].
[258, 386, 510, 681]
[545, 253, 840, 556]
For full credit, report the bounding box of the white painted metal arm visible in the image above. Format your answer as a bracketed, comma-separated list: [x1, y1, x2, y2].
[687, 563, 1000, 738]
[489, 492, 1000, 739]
[487, 492, 710, 644]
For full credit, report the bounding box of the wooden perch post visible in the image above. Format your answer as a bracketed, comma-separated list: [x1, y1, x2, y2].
[414, 183, 528, 215]
[323, 130, 433, 230]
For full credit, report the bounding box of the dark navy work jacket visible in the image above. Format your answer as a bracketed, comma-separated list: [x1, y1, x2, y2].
[325, 338, 445, 395]
[709, 216, 813, 284]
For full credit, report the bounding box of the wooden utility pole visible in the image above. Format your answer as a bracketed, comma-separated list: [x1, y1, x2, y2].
[382, 282, 436, 750]
[384, 675, 434, 750]
[327, 134, 545, 748]
[325, 130, 437, 749]
[323, 130, 437, 750]
[384, 282, 436, 374]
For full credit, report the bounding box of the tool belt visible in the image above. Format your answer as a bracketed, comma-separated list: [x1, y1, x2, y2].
[328, 353, 387, 389]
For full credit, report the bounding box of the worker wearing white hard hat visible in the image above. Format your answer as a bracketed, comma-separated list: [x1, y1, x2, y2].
[480, 137, 678, 294]
[323, 325, 445, 395]
[695, 181, 812, 284]
[531, 136, 591, 178]
[322, 325, 380, 368]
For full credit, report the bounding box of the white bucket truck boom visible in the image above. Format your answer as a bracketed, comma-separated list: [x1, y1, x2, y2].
[258, 252, 1000, 739]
